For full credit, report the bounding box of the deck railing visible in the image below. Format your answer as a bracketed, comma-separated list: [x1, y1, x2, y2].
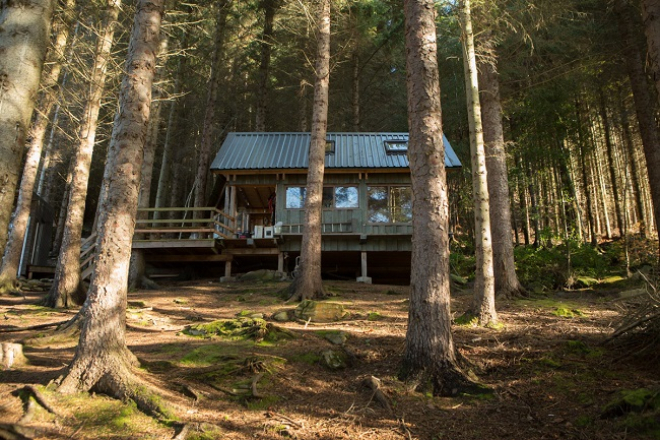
[134, 207, 236, 240]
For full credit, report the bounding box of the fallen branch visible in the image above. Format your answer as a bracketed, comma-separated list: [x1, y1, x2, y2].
[0, 320, 70, 333]
[361, 376, 392, 414]
[0, 423, 36, 440]
[172, 423, 191, 440]
[251, 373, 264, 398]
[266, 410, 303, 429]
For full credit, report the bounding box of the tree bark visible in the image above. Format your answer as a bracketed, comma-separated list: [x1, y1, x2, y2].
[58, 1, 167, 417]
[459, 0, 497, 326]
[399, 0, 476, 396]
[477, 42, 525, 299]
[617, 0, 660, 245]
[0, 0, 73, 288]
[640, 0, 660, 252]
[45, 0, 121, 308]
[255, 0, 279, 132]
[352, 52, 360, 131]
[193, 0, 231, 211]
[0, 0, 54, 257]
[290, 0, 330, 301]
[598, 88, 624, 236]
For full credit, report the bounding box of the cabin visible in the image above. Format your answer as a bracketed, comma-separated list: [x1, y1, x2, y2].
[201, 132, 462, 284]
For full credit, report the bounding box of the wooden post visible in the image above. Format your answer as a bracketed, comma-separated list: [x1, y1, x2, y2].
[220, 260, 234, 282]
[357, 251, 372, 284]
[230, 185, 237, 230]
[278, 252, 284, 273]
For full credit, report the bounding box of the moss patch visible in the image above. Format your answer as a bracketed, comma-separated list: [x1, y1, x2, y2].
[183, 318, 295, 342]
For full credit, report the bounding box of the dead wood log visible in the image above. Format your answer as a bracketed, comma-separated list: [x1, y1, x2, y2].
[361, 376, 392, 414]
[172, 423, 191, 440]
[266, 410, 303, 429]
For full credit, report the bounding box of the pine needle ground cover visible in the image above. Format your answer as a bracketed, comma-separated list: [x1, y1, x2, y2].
[1, 271, 659, 440]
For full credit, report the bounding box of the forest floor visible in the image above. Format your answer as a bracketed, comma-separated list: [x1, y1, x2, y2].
[0, 276, 659, 440]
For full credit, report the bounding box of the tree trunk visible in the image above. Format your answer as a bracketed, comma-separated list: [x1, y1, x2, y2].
[254, 0, 278, 132]
[193, 0, 231, 211]
[477, 43, 524, 299]
[0, 0, 54, 257]
[352, 52, 361, 131]
[399, 0, 476, 397]
[58, 1, 167, 417]
[575, 98, 598, 247]
[459, 0, 497, 326]
[617, 0, 660, 247]
[290, 0, 330, 301]
[45, 0, 121, 308]
[599, 88, 624, 236]
[0, 1, 73, 289]
[640, 0, 660, 252]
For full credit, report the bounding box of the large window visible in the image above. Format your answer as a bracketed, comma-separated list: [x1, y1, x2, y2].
[287, 186, 358, 209]
[285, 187, 306, 208]
[368, 186, 412, 223]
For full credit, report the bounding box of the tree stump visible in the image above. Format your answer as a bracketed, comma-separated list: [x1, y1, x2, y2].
[1, 342, 27, 369]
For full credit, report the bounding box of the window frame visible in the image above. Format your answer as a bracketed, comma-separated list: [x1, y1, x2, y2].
[367, 185, 413, 224]
[285, 186, 307, 209]
[384, 140, 408, 155]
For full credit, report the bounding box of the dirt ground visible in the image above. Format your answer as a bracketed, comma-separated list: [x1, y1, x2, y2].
[0, 277, 658, 440]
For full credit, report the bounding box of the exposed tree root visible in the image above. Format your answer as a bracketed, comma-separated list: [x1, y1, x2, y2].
[11, 385, 59, 420]
[22, 314, 82, 347]
[0, 278, 21, 296]
[0, 423, 36, 440]
[399, 358, 488, 397]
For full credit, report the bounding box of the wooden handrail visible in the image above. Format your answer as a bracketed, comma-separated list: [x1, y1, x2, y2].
[136, 218, 215, 224]
[134, 227, 216, 234]
[214, 209, 236, 223]
[213, 220, 236, 235]
[137, 207, 218, 212]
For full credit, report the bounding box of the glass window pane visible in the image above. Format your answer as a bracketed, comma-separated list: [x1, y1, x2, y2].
[322, 187, 334, 208]
[391, 186, 412, 222]
[368, 186, 390, 222]
[335, 186, 358, 208]
[286, 187, 306, 209]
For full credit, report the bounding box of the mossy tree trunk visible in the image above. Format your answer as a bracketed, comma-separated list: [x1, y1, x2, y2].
[58, 1, 168, 417]
[0, 0, 71, 291]
[0, 0, 54, 259]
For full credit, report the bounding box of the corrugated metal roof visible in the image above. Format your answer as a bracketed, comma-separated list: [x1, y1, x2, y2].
[210, 132, 462, 171]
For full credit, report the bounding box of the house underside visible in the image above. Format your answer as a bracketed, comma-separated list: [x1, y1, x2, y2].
[135, 132, 460, 285]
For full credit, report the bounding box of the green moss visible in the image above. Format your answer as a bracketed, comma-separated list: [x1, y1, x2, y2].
[539, 357, 562, 368]
[385, 288, 403, 295]
[454, 313, 478, 326]
[173, 298, 187, 304]
[552, 307, 585, 318]
[289, 352, 321, 365]
[367, 311, 383, 321]
[246, 395, 280, 411]
[575, 415, 592, 427]
[183, 318, 294, 343]
[180, 344, 238, 367]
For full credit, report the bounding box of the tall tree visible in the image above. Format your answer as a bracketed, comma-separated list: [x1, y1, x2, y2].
[193, 0, 231, 210]
[477, 36, 526, 298]
[639, 0, 660, 255]
[255, 0, 280, 132]
[459, 0, 497, 326]
[400, 0, 476, 396]
[0, 0, 54, 258]
[44, 0, 122, 308]
[0, 0, 74, 290]
[290, 0, 331, 301]
[57, 0, 169, 415]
